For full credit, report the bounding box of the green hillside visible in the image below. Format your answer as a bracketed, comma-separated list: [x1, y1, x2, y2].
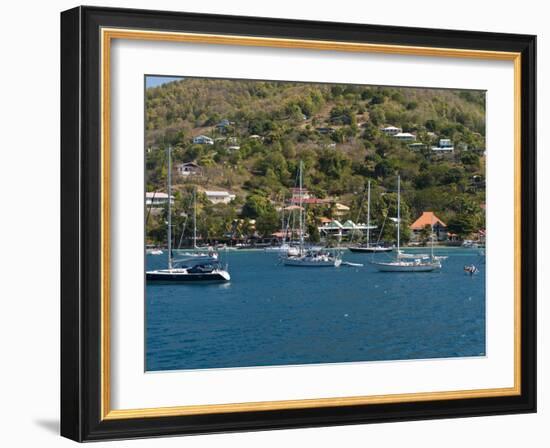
[145, 78, 486, 245]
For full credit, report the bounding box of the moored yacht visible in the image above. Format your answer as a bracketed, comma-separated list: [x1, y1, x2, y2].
[349, 180, 393, 253]
[146, 146, 230, 283]
[349, 245, 393, 253]
[283, 249, 343, 267]
[371, 175, 442, 273]
[172, 187, 219, 261]
[281, 161, 341, 267]
[146, 259, 231, 283]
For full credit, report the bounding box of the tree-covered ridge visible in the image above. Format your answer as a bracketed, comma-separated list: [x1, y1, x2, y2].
[145, 78, 486, 245]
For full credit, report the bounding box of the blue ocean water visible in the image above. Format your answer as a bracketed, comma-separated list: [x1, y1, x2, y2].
[146, 249, 485, 371]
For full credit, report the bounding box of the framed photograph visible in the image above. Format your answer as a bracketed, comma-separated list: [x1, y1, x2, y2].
[60, 6, 536, 442]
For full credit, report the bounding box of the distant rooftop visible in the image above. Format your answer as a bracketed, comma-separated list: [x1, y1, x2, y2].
[145, 192, 173, 199]
[204, 190, 233, 197]
[410, 211, 446, 230]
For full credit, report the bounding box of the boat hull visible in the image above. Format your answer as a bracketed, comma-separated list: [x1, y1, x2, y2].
[146, 249, 164, 255]
[283, 257, 342, 267]
[371, 261, 441, 272]
[146, 269, 230, 282]
[349, 246, 393, 253]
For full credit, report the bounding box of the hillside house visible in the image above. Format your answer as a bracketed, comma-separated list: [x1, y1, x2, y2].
[175, 161, 202, 177]
[215, 119, 234, 132]
[145, 192, 174, 207]
[333, 203, 350, 218]
[431, 138, 454, 153]
[408, 142, 428, 151]
[393, 132, 416, 142]
[204, 190, 236, 204]
[381, 125, 402, 136]
[193, 135, 214, 145]
[316, 127, 335, 135]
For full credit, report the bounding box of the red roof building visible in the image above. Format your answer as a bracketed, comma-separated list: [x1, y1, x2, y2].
[410, 211, 446, 230]
[410, 211, 448, 241]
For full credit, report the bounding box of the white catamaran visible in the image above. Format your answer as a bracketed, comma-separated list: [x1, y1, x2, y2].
[349, 180, 393, 253]
[282, 161, 342, 267]
[371, 175, 442, 272]
[146, 146, 230, 283]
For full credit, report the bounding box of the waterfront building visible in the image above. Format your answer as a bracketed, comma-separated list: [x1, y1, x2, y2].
[410, 211, 448, 241]
[318, 219, 374, 238]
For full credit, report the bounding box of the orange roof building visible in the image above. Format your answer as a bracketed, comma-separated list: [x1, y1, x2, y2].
[410, 211, 446, 230]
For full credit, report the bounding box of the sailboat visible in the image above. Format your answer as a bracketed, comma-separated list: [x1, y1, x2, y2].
[146, 146, 230, 283]
[371, 175, 442, 272]
[349, 180, 393, 253]
[282, 161, 342, 267]
[173, 187, 219, 260]
[265, 194, 297, 253]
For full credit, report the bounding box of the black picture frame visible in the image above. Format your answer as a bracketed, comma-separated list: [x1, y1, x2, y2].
[61, 5, 536, 442]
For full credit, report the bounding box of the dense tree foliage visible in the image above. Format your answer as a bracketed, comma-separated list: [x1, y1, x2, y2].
[145, 78, 486, 245]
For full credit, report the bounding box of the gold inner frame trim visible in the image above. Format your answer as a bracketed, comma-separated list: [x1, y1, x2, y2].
[100, 27, 522, 421]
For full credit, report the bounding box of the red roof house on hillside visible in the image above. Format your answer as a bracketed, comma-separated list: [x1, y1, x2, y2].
[410, 211, 448, 241]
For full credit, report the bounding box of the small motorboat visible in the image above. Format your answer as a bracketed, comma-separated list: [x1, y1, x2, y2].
[464, 264, 479, 276]
[146, 247, 164, 255]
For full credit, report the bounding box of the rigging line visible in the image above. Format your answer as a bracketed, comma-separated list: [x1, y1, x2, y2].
[145, 191, 156, 225]
[177, 193, 194, 249]
[145, 148, 167, 225]
[177, 215, 189, 249]
[375, 213, 387, 246]
[285, 163, 302, 244]
[349, 182, 369, 245]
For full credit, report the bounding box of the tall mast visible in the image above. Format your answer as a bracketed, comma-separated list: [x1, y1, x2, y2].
[281, 193, 286, 245]
[396, 175, 401, 254]
[167, 145, 173, 269]
[366, 180, 371, 247]
[299, 160, 304, 251]
[430, 214, 434, 259]
[193, 187, 197, 249]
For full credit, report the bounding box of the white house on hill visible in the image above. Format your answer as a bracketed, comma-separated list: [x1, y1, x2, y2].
[431, 138, 454, 153]
[381, 125, 402, 136]
[193, 135, 214, 145]
[145, 192, 174, 207]
[393, 132, 416, 142]
[204, 190, 236, 204]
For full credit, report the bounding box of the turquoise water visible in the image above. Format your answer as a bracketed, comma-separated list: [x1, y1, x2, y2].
[146, 249, 485, 371]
